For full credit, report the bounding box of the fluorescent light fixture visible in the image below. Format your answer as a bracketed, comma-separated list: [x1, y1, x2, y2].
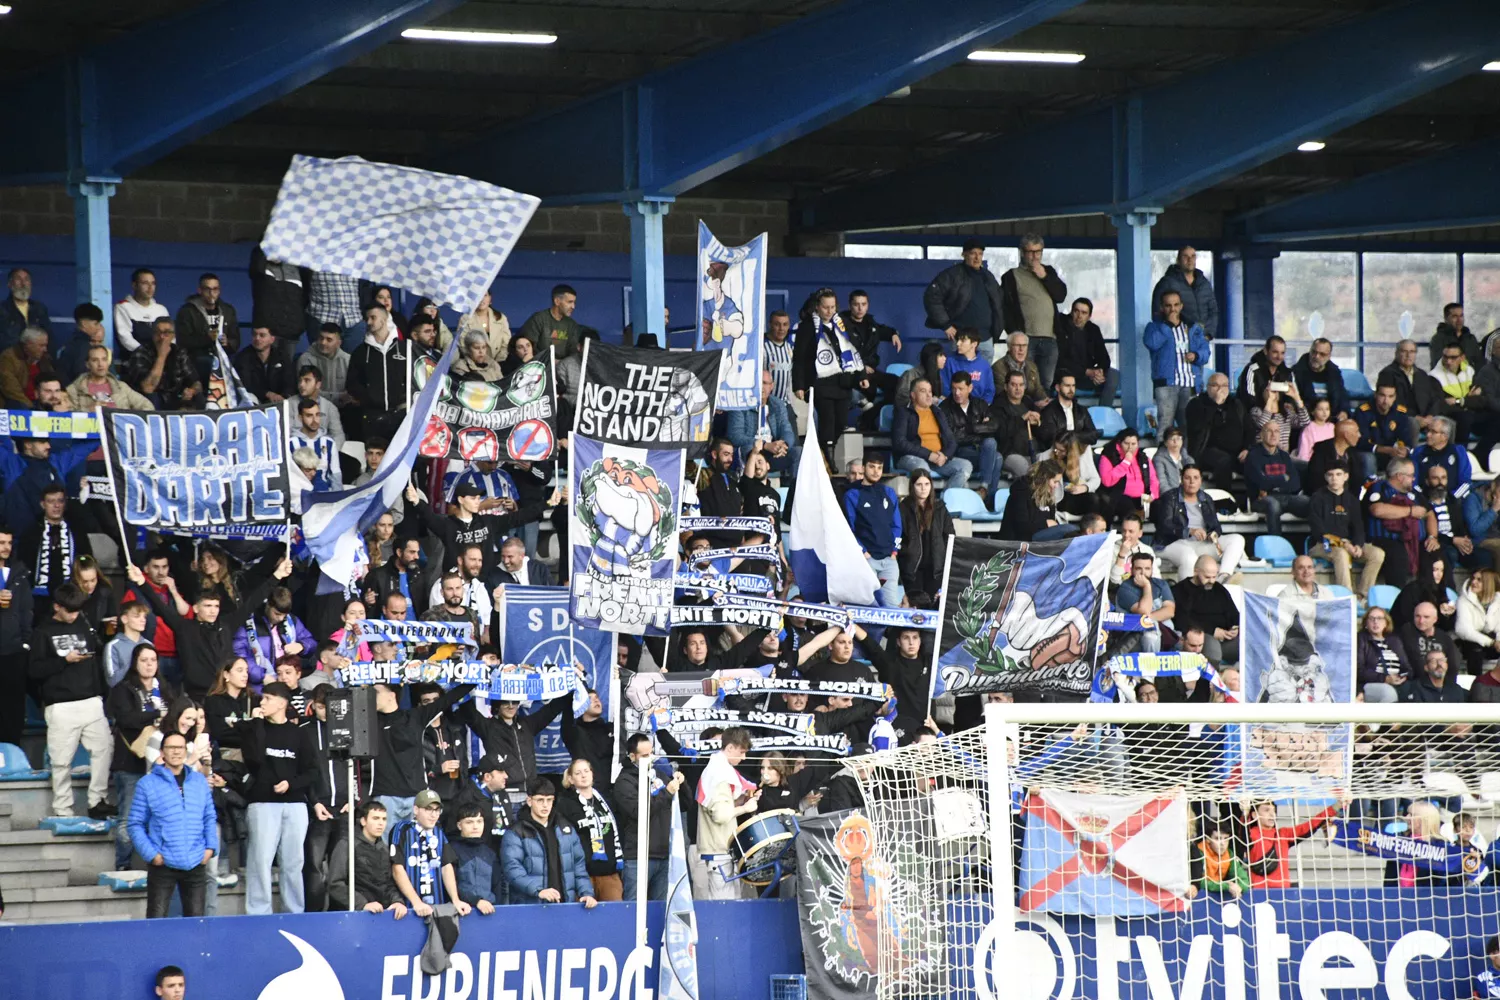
[0, 6, 12, 14]
[968, 50, 1085, 64]
[401, 27, 556, 45]
[1297, 140, 1326, 152]
[1485, 61, 1500, 71]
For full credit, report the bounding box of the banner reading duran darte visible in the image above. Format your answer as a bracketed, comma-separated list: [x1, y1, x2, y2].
[105, 405, 290, 530]
[569, 433, 684, 635]
[936, 533, 1112, 698]
[575, 341, 725, 452]
[413, 349, 557, 462]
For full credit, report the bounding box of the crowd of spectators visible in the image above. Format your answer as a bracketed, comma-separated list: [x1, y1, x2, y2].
[1, 228, 1498, 922]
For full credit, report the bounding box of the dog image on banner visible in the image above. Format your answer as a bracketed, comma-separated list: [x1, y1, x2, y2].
[697, 221, 765, 411]
[569, 433, 683, 636]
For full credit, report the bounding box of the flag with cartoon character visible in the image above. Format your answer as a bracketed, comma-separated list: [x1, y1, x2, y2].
[569, 433, 684, 636]
[935, 534, 1113, 698]
[697, 221, 765, 411]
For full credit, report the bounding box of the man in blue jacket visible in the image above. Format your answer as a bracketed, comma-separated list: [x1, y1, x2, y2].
[501, 778, 597, 906]
[128, 731, 218, 918]
[843, 454, 904, 608]
[892, 379, 973, 486]
[1142, 290, 1210, 434]
[726, 371, 799, 474]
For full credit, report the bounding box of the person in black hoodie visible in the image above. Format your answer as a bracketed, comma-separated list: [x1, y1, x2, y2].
[415, 684, 471, 811]
[792, 288, 869, 455]
[30, 581, 112, 818]
[303, 684, 351, 912]
[405, 480, 561, 578]
[698, 438, 744, 517]
[1185, 373, 1254, 492]
[360, 680, 477, 834]
[1292, 339, 1351, 422]
[614, 734, 685, 901]
[841, 289, 900, 415]
[127, 554, 291, 700]
[898, 469, 955, 606]
[328, 799, 409, 916]
[562, 689, 614, 793]
[0, 525, 35, 749]
[346, 304, 410, 439]
[241, 681, 318, 914]
[456, 680, 574, 791]
[449, 753, 517, 847]
[106, 644, 174, 867]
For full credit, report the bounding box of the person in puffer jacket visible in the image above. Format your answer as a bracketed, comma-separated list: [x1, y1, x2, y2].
[450, 805, 508, 911]
[501, 778, 597, 906]
[127, 731, 218, 918]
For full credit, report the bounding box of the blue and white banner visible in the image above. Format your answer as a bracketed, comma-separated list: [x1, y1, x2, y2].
[656, 706, 817, 738]
[104, 406, 290, 532]
[697, 221, 766, 411]
[846, 605, 940, 631]
[674, 572, 776, 596]
[206, 339, 256, 410]
[936, 534, 1112, 697]
[348, 618, 476, 651]
[0, 408, 99, 439]
[301, 337, 459, 589]
[260, 154, 540, 314]
[338, 659, 496, 688]
[1240, 592, 1356, 794]
[569, 434, 684, 636]
[500, 584, 614, 772]
[680, 515, 775, 535]
[788, 396, 880, 605]
[1090, 652, 1236, 704]
[1328, 819, 1488, 883]
[714, 674, 890, 702]
[658, 804, 700, 1000]
[487, 663, 585, 706]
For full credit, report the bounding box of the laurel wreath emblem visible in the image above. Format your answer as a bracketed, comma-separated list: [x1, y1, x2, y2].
[955, 551, 1023, 674]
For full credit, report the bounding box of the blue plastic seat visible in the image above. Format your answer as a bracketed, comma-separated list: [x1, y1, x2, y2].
[944, 487, 1004, 521]
[1090, 406, 1126, 439]
[991, 487, 1010, 513]
[1136, 405, 1159, 439]
[1254, 535, 1297, 568]
[878, 405, 893, 433]
[1344, 369, 1374, 401]
[886, 363, 913, 379]
[1327, 584, 1354, 599]
[1368, 584, 1401, 610]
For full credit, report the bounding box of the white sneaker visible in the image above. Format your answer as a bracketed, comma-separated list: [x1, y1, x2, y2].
[214, 872, 239, 888]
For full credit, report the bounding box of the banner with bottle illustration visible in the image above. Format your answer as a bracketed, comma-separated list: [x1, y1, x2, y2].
[413, 347, 557, 462]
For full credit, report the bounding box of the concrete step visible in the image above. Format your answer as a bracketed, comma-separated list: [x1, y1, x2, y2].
[0, 800, 13, 832]
[0, 856, 71, 888]
[0, 884, 146, 923]
[0, 779, 89, 830]
[0, 828, 115, 884]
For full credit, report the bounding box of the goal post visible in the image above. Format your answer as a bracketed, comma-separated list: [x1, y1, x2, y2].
[836, 701, 1500, 1000]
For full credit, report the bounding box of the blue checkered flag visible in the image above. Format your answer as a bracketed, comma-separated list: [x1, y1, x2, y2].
[259, 155, 540, 313]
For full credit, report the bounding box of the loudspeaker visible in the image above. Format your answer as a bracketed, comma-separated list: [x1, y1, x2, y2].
[326, 687, 378, 759]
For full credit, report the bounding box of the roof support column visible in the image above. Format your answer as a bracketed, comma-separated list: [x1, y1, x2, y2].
[70, 177, 118, 350]
[625, 198, 673, 346]
[1112, 207, 1160, 429]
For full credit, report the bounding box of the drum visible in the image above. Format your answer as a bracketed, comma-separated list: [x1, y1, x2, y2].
[730, 809, 800, 886]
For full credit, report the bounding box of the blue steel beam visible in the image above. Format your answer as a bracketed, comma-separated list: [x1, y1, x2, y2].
[0, 0, 463, 183]
[1233, 136, 1500, 242]
[441, 0, 1087, 203]
[804, 0, 1500, 233]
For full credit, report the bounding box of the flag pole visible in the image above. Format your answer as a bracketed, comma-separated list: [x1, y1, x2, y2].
[924, 534, 955, 723]
[94, 405, 134, 567]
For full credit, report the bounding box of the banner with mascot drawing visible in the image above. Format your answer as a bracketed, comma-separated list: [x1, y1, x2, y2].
[412, 346, 557, 462]
[697, 220, 765, 411]
[569, 433, 684, 636]
[934, 534, 1112, 698]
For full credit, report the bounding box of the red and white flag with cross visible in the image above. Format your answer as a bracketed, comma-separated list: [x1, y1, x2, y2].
[1019, 788, 1191, 915]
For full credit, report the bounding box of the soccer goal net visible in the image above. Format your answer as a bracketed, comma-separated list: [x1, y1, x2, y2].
[835, 702, 1500, 1000]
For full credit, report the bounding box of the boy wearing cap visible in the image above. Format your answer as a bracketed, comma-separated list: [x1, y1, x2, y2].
[389, 789, 471, 917]
[241, 680, 317, 914]
[449, 752, 516, 844]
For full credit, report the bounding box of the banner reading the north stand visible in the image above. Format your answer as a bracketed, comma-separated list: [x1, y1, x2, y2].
[575, 341, 724, 452]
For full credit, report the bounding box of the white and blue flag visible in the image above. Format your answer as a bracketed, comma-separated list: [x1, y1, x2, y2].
[787, 394, 879, 605]
[260, 154, 540, 313]
[300, 337, 459, 590]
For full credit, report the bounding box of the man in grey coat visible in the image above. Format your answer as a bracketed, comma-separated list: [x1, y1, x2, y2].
[1152, 246, 1218, 341]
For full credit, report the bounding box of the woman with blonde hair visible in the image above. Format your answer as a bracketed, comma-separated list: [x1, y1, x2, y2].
[1001, 458, 1077, 542]
[555, 758, 624, 901]
[1383, 802, 1452, 888]
[1052, 431, 1101, 516]
[194, 543, 239, 613]
[1456, 568, 1500, 675]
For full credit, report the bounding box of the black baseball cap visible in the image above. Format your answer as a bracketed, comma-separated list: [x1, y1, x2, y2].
[961, 238, 986, 253]
[473, 752, 512, 776]
[454, 482, 483, 498]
